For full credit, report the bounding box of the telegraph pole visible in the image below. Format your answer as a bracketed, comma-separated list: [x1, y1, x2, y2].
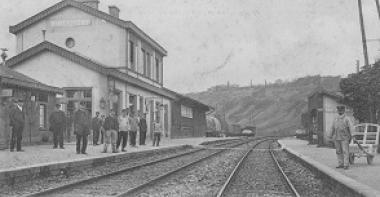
[358, 0, 370, 67]
[375, 0, 380, 20]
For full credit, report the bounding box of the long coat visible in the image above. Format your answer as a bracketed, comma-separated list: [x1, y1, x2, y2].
[138, 118, 147, 132]
[73, 109, 90, 136]
[49, 110, 66, 133]
[9, 104, 25, 130]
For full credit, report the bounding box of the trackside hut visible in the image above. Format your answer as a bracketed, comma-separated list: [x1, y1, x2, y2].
[0, 66, 62, 149]
[6, 0, 209, 139]
[308, 90, 355, 146]
[165, 89, 209, 138]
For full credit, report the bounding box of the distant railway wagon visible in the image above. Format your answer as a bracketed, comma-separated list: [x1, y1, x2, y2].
[206, 115, 223, 137]
[225, 124, 256, 137]
[241, 126, 256, 136]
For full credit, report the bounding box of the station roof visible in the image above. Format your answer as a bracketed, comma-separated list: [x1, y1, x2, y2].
[308, 89, 343, 101]
[0, 65, 62, 94]
[9, 0, 167, 56]
[163, 88, 210, 111]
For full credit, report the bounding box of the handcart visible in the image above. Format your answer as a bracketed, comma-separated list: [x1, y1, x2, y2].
[349, 123, 380, 165]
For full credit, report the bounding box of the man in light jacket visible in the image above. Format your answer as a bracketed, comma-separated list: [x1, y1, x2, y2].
[328, 106, 352, 170]
[152, 118, 163, 147]
[117, 109, 129, 152]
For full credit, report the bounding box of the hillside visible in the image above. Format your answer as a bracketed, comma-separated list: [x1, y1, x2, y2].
[187, 75, 341, 134]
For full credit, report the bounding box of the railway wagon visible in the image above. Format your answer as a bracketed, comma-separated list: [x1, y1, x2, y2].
[206, 115, 223, 137]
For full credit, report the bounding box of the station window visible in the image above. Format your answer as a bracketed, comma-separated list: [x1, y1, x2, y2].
[155, 58, 160, 82]
[142, 49, 147, 75]
[129, 41, 135, 70]
[181, 105, 193, 118]
[38, 93, 48, 102]
[147, 52, 151, 78]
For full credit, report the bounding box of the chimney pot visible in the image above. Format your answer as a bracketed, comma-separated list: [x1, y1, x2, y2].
[109, 5, 120, 18]
[75, 0, 100, 9]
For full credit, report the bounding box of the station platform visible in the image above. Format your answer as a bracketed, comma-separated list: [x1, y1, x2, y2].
[279, 137, 380, 196]
[0, 137, 225, 171]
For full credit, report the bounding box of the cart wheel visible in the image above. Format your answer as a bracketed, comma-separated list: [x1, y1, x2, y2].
[349, 153, 355, 164]
[367, 156, 374, 165]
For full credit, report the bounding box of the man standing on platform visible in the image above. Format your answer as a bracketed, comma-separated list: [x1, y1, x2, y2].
[117, 109, 129, 152]
[152, 118, 162, 147]
[73, 103, 90, 154]
[91, 112, 102, 145]
[9, 98, 25, 152]
[329, 106, 352, 170]
[129, 111, 139, 147]
[49, 104, 66, 149]
[138, 111, 147, 145]
[103, 109, 119, 153]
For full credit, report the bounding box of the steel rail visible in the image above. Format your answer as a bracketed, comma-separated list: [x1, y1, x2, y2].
[116, 137, 270, 197]
[269, 140, 301, 197]
[23, 138, 254, 197]
[215, 138, 278, 197]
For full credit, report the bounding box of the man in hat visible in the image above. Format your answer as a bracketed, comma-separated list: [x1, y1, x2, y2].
[8, 98, 25, 152]
[91, 111, 102, 145]
[329, 105, 352, 170]
[49, 104, 66, 149]
[73, 102, 91, 154]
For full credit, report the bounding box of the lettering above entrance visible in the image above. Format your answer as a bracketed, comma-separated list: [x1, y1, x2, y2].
[49, 19, 92, 27]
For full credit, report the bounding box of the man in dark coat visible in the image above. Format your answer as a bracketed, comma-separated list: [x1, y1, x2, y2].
[102, 109, 119, 153]
[9, 98, 25, 152]
[73, 103, 90, 154]
[138, 112, 147, 145]
[91, 112, 102, 145]
[49, 104, 66, 149]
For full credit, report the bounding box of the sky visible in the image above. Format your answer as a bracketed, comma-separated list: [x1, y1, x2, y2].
[1, 0, 380, 93]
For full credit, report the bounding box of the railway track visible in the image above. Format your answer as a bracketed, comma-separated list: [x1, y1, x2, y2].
[22, 137, 261, 197]
[216, 139, 300, 197]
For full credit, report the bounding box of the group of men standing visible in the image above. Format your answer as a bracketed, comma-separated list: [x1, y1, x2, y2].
[89, 106, 162, 154]
[8, 99, 161, 155]
[48, 102, 90, 153]
[49, 102, 160, 154]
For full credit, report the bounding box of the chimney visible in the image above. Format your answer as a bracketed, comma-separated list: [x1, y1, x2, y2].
[108, 6, 120, 18]
[76, 0, 100, 9]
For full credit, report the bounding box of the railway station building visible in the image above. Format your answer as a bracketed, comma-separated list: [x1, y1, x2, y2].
[6, 0, 209, 140]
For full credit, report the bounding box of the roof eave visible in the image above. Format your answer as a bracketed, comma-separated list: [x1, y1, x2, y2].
[1, 77, 63, 94]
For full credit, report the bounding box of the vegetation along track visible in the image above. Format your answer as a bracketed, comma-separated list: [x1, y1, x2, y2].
[20, 137, 262, 197]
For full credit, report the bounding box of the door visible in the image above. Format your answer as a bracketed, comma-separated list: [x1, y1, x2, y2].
[150, 100, 154, 140]
[164, 104, 168, 137]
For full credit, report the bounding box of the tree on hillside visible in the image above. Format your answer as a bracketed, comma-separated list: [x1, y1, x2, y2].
[340, 61, 380, 123]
